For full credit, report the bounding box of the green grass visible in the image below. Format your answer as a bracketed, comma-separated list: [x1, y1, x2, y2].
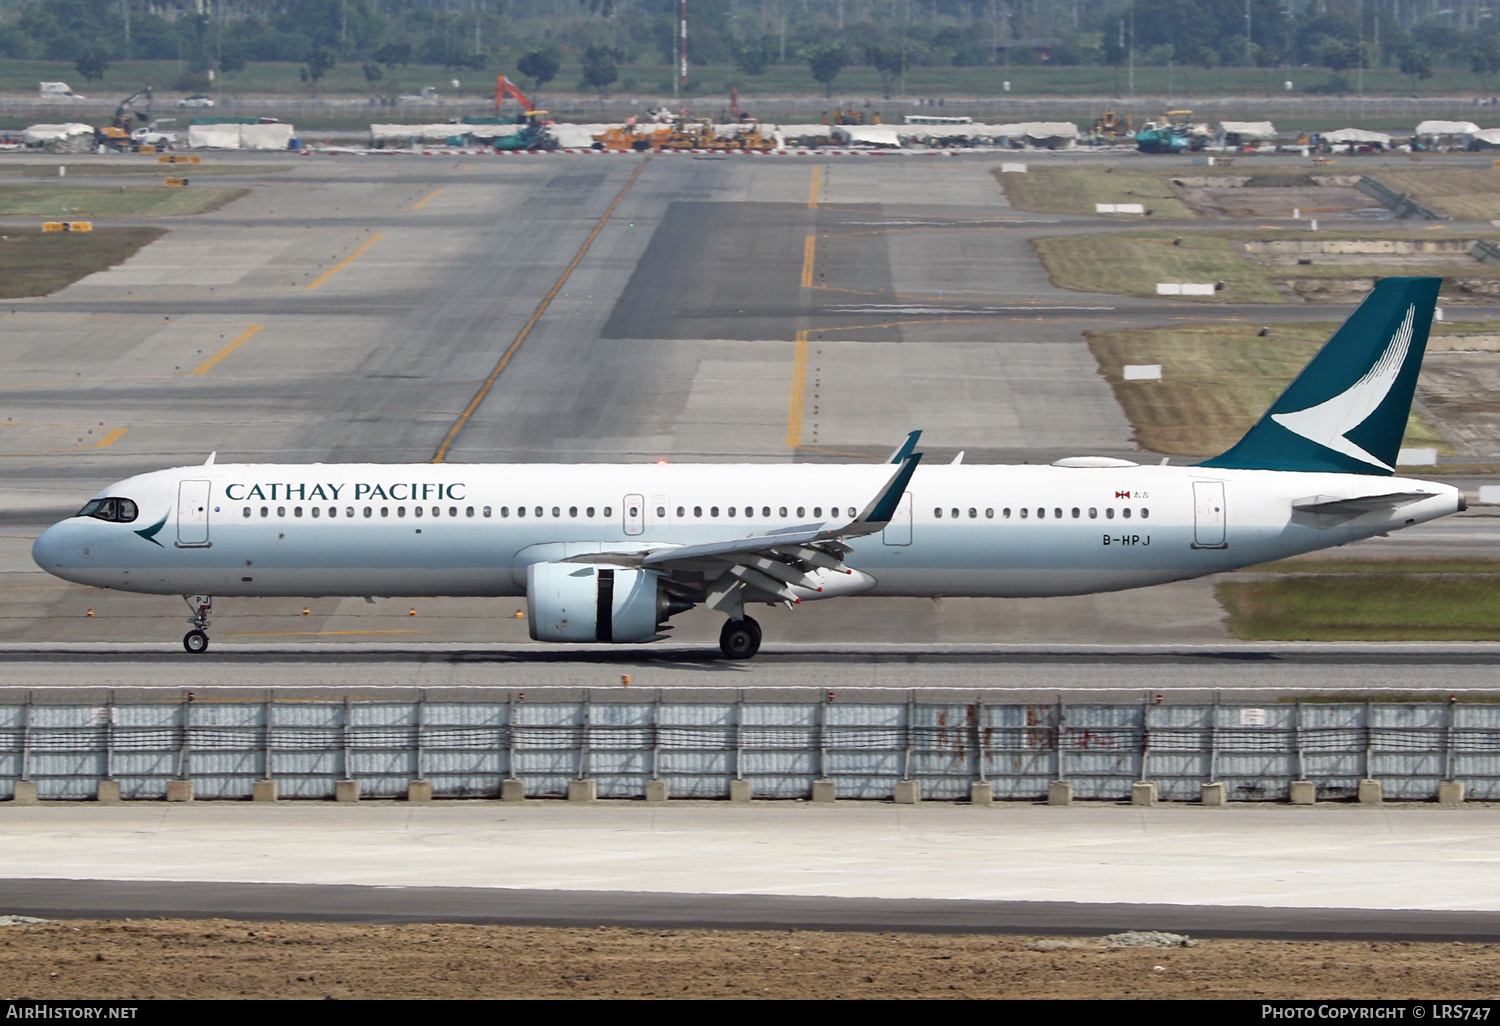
[1246, 558, 1500, 574]
[992, 166, 1197, 218]
[1034, 231, 1288, 304]
[0, 226, 164, 297]
[1086, 320, 1446, 456]
[1218, 574, 1500, 640]
[1374, 168, 1500, 220]
[0, 183, 247, 217]
[5, 164, 289, 178]
[1034, 226, 1500, 305]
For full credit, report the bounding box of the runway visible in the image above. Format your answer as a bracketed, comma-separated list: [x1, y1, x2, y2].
[0, 641, 1494, 696]
[4, 879, 1499, 941]
[2, 803, 1499, 939]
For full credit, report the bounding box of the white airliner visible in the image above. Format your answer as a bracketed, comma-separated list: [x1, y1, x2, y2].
[33, 277, 1462, 658]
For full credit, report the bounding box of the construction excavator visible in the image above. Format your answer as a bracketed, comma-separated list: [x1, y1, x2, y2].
[490, 75, 556, 151]
[95, 86, 152, 151]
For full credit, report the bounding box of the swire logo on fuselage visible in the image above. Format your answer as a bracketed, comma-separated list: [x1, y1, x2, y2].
[223, 482, 468, 502]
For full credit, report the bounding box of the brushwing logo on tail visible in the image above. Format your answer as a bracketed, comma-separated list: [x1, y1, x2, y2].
[1269, 304, 1416, 472]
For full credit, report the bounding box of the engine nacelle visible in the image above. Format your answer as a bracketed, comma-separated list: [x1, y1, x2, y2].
[526, 562, 691, 643]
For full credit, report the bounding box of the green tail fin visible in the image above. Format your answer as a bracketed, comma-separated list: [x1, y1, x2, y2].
[1200, 276, 1440, 475]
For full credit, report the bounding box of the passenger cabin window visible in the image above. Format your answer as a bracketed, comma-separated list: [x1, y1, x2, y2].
[1089, 508, 1098, 519]
[242, 507, 251, 518]
[985, 508, 994, 518]
[1141, 508, 1150, 519]
[77, 497, 139, 523]
[1072, 508, 1080, 518]
[1122, 508, 1132, 519]
[1105, 508, 1115, 519]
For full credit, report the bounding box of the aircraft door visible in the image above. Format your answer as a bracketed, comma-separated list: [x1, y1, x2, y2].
[176, 479, 212, 547]
[882, 491, 913, 546]
[1192, 481, 1226, 549]
[622, 493, 645, 536]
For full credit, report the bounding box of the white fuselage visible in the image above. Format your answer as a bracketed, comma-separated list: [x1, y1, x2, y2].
[31, 461, 1462, 600]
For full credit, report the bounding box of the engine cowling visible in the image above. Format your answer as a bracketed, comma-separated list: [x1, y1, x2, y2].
[526, 562, 692, 643]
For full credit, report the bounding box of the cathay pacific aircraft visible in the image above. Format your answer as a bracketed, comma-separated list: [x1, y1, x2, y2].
[32, 277, 1463, 658]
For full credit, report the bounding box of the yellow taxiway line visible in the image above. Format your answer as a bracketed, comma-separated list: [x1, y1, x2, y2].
[190, 325, 263, 376]
[306, 232, 384, 290]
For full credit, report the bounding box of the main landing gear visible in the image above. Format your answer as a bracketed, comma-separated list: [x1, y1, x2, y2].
[183, 595, 212, 654]
[719, 616, 761, 659]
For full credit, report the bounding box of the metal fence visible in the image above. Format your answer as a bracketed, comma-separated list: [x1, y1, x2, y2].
[1, 694, 1497, 803]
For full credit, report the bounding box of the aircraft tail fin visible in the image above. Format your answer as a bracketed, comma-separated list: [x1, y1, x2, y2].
[1199, 276, 1440, 476]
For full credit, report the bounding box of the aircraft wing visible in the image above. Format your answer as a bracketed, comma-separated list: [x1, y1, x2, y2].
[562, 443, 923, 605]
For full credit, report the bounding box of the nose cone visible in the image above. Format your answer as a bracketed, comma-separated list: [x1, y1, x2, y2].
[32, 521, 74, 577]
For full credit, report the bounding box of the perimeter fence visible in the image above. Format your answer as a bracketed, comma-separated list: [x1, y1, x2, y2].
[1, 692, 1498, 803]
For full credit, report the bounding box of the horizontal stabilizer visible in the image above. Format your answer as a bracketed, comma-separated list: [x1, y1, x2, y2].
[1292, 491, 1437, 516]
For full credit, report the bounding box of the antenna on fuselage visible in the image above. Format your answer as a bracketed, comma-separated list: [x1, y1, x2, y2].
[204, 451, 216, 465]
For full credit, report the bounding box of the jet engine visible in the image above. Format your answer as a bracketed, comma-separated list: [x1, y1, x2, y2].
[526, 562, 693, 643]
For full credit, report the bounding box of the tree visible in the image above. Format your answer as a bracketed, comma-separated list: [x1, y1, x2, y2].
[219, 51, 247, 77]
[74, 46, 107, 83]
[373, 42, 412, 69]
[734, 43, 768, 77]
[580, 45, 618, 99]
[1472, 38, 1500, 92]
[363, 61, 383, 84]
[1399, 46, 1433, 92]
[864, 45, 904, 100]
[301, 46, 336, 95]
[807, 44, 850, 99]
[517, 48, 560, 91]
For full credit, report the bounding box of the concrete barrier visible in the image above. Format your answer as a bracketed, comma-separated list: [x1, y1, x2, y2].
[969, 781, 993, 806]
[729, 779, 753, 803]
[96, 780, 121, 805]
[644, 779, 668, 804]
[501, 778, 525, 803]
[1201, 782, 1226, 806]
[1131, 781, 1157, 806]
[1290, 780, 1316, 805]
[1047, 781, 1073, 806]
[811, 779, 837, 803]
[334, 779, 360, 803]
[407, 779, 433, 803]
[165, 780, 194, 803]
[1358, 779, 1384, 804]
[252, 780, 278, 803]
[1440, 781, 1465, 806]
[893, 780, 921, 804]
[568, 779, 597, 803]
[12, 781, 37, 805]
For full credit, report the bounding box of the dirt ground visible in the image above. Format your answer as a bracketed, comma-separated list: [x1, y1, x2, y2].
[2, 919, 1500, 1000]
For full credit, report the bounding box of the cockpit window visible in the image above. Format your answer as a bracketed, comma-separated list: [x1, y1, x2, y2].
[77, 497, 138, 523]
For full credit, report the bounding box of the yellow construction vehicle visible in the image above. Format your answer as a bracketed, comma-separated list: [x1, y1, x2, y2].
[1093, 109, 1134, 139]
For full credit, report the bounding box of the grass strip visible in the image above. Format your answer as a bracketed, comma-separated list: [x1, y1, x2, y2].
[993, 166, 1198, 218]
[1034, 230, 1286, 303]
[1374, 168, 1500, 221]
[1218, 574, 1500, 640]
[0, 226, 164, 297]
[1245, 557, 1500, 574]
[1086, 320, 1444, 456]
[0, 183, 247, 217]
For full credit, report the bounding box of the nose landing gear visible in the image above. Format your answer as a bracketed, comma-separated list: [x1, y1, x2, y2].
[182, 595, 212, 653]
[719, 615, 761, 659]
